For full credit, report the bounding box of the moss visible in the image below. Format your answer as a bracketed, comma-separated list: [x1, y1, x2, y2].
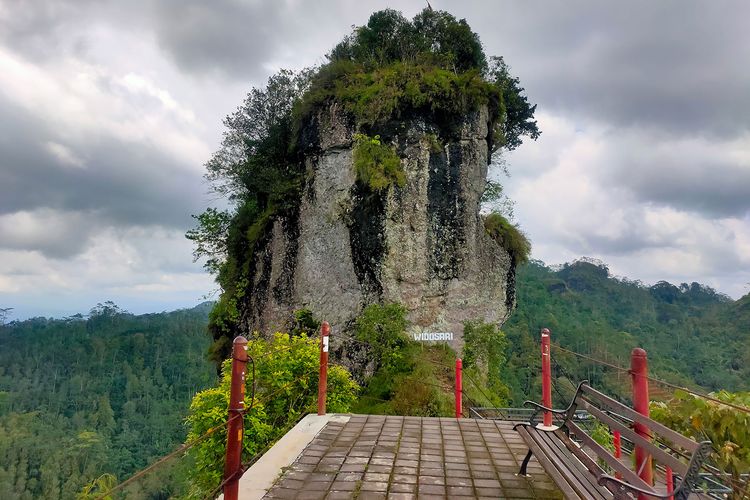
[426, 133, 443, 153]
[427, 144, 463, 279]
[352, 134, 405, 191]
[348, 184, 387, 298]
[484, 212, 531, 266]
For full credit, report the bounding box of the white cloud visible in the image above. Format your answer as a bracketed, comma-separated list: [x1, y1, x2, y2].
[0, 225, 215, 317]
[0, 45, 210, 171]
[45, 141, 85, 168]
[2, 0, 749, 318]
[0, 208, 95, 257]
[504, 112, 750, 297]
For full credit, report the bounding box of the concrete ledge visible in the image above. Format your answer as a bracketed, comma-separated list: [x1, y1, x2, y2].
[233, 413, 350, 499]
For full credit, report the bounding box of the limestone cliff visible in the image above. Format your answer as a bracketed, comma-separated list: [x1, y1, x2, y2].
[240, 103, 515, 352]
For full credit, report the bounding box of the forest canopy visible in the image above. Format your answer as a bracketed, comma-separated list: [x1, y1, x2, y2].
[187, 8, 540, 362]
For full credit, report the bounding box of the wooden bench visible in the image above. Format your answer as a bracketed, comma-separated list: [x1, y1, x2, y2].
[513, 381, 712, 499]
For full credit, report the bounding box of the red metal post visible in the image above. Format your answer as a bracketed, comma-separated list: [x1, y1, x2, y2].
[631, 347, 653, 496]
[541, 328, 552, 426]
[613, 430, 622, 479]
[317, 321, 330, 416]
[666, 466, 674, 500]
[455, 358, 463, 418]
[223, 336, 248, 500]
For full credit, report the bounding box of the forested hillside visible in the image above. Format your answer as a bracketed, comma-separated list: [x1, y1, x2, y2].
[0, 303, 215, 499]
[502, 259, 750, 405]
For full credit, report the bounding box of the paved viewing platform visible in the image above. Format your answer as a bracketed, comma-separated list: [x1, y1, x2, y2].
[236, 414, 561, 499]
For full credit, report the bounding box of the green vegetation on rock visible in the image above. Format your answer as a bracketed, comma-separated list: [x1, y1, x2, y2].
[352, 134, 405, 191]
[484, 211, 531, 265]
[296, 60, 498, 133]
[463, 320, 511, 405]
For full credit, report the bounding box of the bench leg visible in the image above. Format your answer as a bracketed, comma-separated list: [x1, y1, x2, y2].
[519, 449, 533, 476]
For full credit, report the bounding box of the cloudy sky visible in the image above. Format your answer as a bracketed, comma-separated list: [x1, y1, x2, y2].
[1, 0, 748, 319]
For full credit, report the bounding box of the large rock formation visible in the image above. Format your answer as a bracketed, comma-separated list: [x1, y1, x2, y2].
[242, 104, 515, 352]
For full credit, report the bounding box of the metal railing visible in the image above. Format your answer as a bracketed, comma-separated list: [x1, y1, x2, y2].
[468, 406, 592, 422]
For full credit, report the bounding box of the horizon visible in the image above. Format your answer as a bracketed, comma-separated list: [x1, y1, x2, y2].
[1, 1, 749, 320]
[3, 257, 746, 322]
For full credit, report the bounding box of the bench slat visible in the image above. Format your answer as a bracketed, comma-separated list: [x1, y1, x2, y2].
[578, 399, 688, 476]
[516, 425, 583, 499]
[538, 429, 613, 499]
[567, 421, 656, 494]
[581, 385, 699, 453]
[553, 429, 623, 498]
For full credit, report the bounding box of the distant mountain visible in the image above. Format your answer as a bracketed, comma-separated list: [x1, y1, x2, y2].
[0, 304, 215, 499]
[501, 259, 749, 405]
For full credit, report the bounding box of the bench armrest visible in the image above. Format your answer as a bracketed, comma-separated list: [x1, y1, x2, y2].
[523, 401, 568, 414]
[523, 380, 590, 425]
[523, 400, 569, 426]
[597, 474, 675, 498]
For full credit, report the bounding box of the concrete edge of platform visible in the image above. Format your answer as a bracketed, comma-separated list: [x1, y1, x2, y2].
[230, 413, 350, 499]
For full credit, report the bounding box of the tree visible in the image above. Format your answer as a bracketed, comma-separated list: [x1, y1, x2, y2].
[651, 391, 750, 499]
[77, 473, 116, 500]
[185, 333, 358, 498]
[330, 8, 487, 72]
[0, 307, 12, 324]
[185, 208, 231, 274]
[0, 305, 216, 499]
[488, 56, 541, 152]
[203, 68, 312, 203]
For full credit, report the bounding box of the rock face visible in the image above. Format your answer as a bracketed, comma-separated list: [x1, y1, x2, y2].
[243, 104, 515, 352]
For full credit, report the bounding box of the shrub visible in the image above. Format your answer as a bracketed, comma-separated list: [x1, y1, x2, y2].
[185, 333, 359, 498]
[354, 303, 410, 371]
[392, 369, 453, 417]
[290, 308, 320, 337]
[351, 304, 453, 417]
[651, 391, 750, 499]
[296, 61, 499, 131]
[484, 211, 531, 265]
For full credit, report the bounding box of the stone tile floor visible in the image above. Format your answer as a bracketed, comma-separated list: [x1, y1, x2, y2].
[262, 415, 562, 499]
